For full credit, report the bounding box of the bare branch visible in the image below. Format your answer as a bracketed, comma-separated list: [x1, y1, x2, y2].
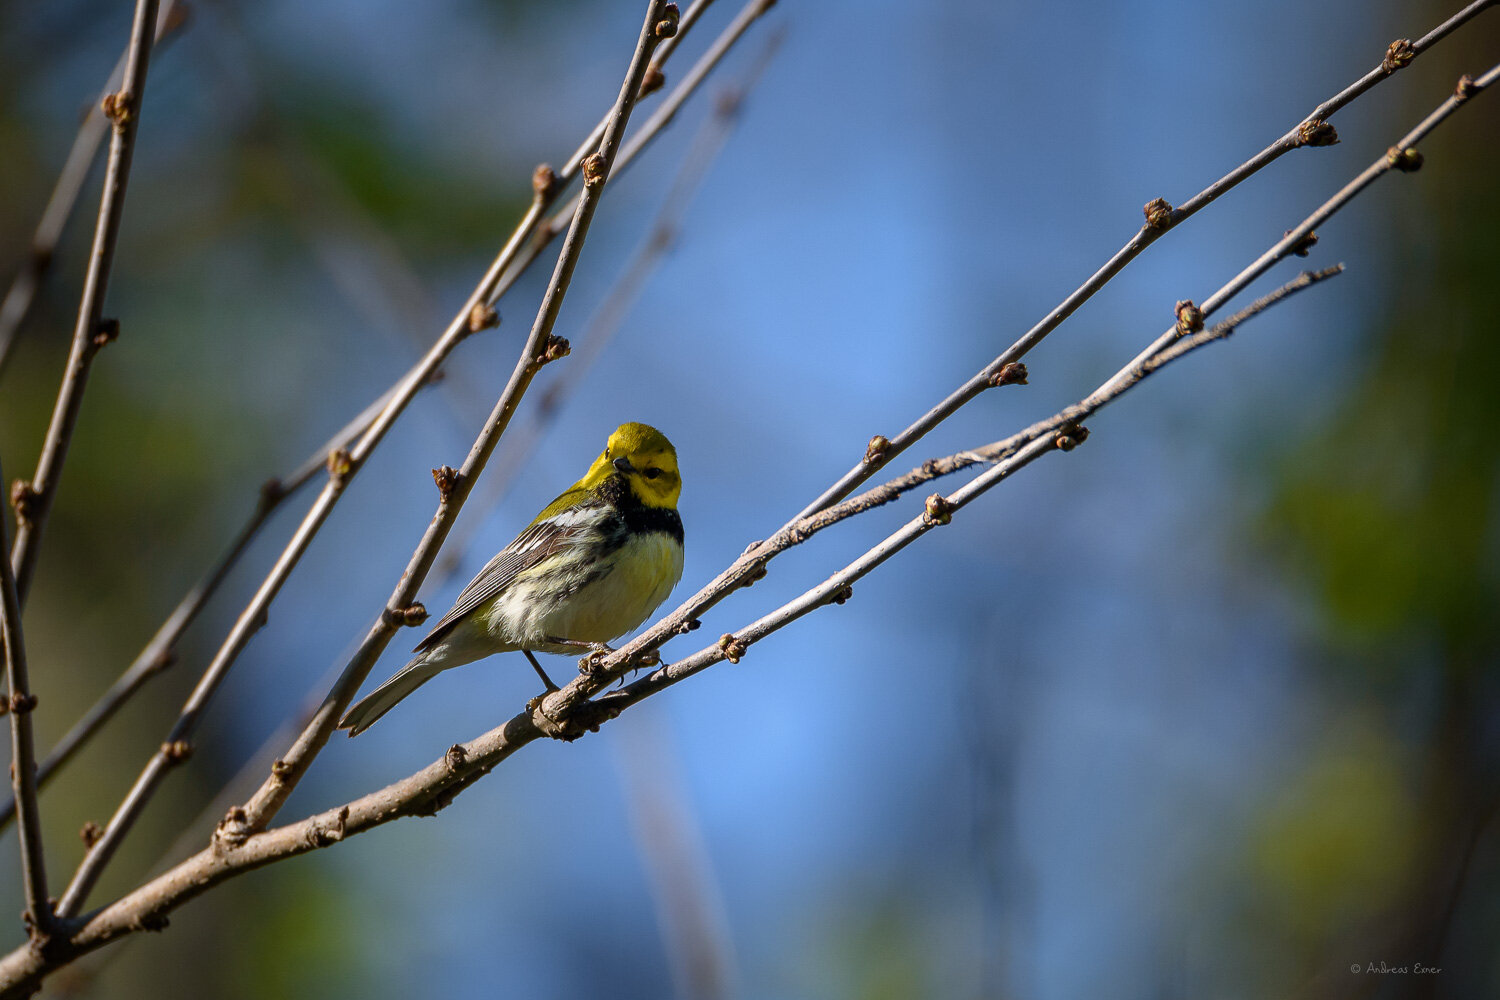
[0, 261, 1339, 969]
[531, 0, 1500, 696]
[0, 0, 185, 378]
[790, 0, 1497, 523]
[448, 28, 785, 577]
[0, 7, 1490, 996]
[704, 266, 1349, 548]
[51, 1, 680, 921]
[0, 398, 379, 835]
[498, 0, 779, 294]
[0, 458, 52, 938]
[556, 57, 1500, 711]
[8, 0, 164, 603]
[546, 268, 1346, 725]
[0, 0, 769, 826]
[226, 0, 780, 839]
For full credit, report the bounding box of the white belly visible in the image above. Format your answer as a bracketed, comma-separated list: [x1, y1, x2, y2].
[540, 532, 684, 642]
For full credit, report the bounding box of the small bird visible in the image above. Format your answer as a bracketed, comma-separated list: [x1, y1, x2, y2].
[339, 422, 684, 736]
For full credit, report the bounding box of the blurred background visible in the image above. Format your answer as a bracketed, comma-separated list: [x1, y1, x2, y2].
[1, 0, 1497, 996]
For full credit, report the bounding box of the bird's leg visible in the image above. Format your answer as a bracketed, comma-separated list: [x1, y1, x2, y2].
[523, 649, 560, 693]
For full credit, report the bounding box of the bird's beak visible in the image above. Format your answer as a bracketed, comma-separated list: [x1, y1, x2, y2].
[612, 456, 635, 475]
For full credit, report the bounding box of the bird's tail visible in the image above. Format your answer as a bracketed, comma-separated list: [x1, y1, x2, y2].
[339, 655, 447, 736]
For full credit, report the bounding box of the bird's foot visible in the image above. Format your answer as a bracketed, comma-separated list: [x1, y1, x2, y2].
[579, 643, 614, 677]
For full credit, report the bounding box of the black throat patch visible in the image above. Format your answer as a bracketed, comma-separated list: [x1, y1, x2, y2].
[601, 474, 684, 544]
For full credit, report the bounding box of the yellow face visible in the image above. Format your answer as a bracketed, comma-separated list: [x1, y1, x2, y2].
[591, 422, 681, 509]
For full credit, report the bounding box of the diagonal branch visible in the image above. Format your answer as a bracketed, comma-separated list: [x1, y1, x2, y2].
[493, 0, 778, 295]
[0, 392, 391, 834]
[0, 0, 185, 380]
[602, 266, 1351, 706]
[8, 0, 164, 603]
[529, 0, 1500, 696]
[0, 457, 52, 938]
[0, 41, 1493, 1000]
[0, 0, 774, 834]
[448, 28, 785, 578]
[51, 0, 681, 919]
[542, 57, 1500, 716]
[227, 0, 688, 839]
[707, 266, 1350, 559]
[789, 0, 1496, 523]
[0, 263, 1343, 997]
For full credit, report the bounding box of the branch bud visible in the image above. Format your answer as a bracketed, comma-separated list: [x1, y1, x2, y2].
[864, 434, 891, 465]
[537, 335, 571, 365]
[639, 65, 667, 98]
[1054, 424, 1090, 452]
[93, 316, 120, 349]
[1284, 229, 1318, 257]
[80, 822, 103, 849]
[989, 362, 1028, 387]
[1174, 299, 1204, 335]
[8, 693, 37, 714]
[384, 603, 429, 628]
[923, 493, 954, 525]
[215, 806, 250, 852]
[161, 740, 194, 764]
[101, 90, 134, 128]
[1143, 197, 1173, 229]
[326, 448, 353, 483]
[1386, 146, 1423, 172]
[432, 465, 459, 499]
[466, 301, 499, 333]
[1455, 74, 1478, 101]
[582, 153, 608, 189]
[532, 163, 560, 201]
[1381, 38, 1416, 73]
[1296, 119, 1339, 147]
[9, 480, 37, 524]
[717, 633, 747, 663]
[654, 4, 680, 38]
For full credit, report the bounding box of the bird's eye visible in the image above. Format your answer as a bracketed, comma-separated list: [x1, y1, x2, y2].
[644, 467, 662, 480]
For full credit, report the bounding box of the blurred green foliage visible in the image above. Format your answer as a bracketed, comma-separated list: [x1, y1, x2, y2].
[1242, 5, 1500, 991]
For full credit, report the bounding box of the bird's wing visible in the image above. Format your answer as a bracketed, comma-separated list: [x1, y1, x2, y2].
[413, 502, 605, 654]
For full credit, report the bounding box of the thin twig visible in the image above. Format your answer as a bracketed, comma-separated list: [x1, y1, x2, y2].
[548, 268, 1346, 724]
[226, 0, 683, 840]
[8, 0, 164, 603]
[492, 0, 779, 294]
[526, 3, 1500, 695]
[445, 29, 785, 579]
[0, 0, 185, 380]
[789, 0, 1497, 523]
[594, 45, 1499, 686]
[51, 0, 680, 914]
[0, 458, 52, 938]
[0, 19, 1491, 1000]
[0, 261, 1335, 978]
[0, 0, 767, 831]
[767, 267, 1349, 540]
[0, 392, 381, 834]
